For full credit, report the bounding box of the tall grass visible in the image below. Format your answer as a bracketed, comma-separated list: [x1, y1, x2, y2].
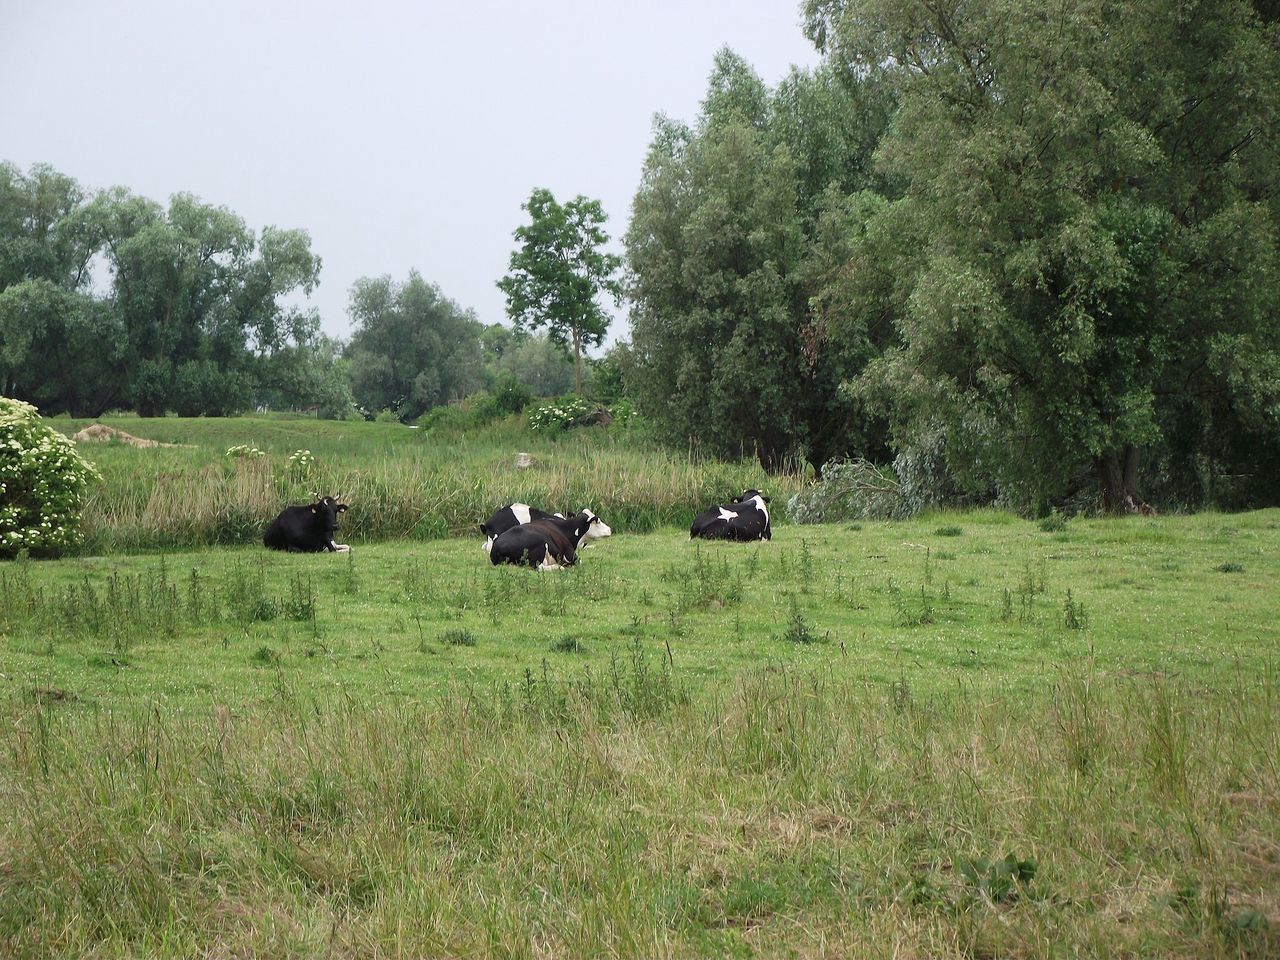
[2, 664, 1276, 958]
[51, 415, 803, 552]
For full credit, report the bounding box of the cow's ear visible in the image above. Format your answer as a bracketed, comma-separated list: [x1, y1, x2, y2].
[762, 496, 771, 504]
[310, 505, 318, 513]
[337, 504, 348, 512]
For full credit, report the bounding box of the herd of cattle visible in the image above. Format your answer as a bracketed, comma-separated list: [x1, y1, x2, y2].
[263, 490, 773, 568]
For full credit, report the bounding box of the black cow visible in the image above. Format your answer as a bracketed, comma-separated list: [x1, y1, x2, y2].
[480, 503, 611, 554]
[489, 511, 602, 569]
[264, 496, 350, 552]
[690, 489, 771, 541]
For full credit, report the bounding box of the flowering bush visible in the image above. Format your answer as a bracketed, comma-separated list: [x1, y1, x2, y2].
[527, 395, 597, 431]
[287, 448, 314, 477]
[225, 444, 266, 459]
[0, 398, 101, 557]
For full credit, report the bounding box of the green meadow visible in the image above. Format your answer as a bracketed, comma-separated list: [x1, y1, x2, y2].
[1, 418, 1278, 958]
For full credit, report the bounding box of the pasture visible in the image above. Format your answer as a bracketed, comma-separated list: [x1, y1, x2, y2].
[2, 493, 1278, 957]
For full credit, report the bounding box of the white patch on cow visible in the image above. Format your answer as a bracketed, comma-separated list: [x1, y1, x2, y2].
[537, 545, 563, 571]
[511, 503, 533, 526]
[746, 495, 769, 525]
[717, 507, 740, 522]
[482, 536, 494, 554]
[332, 543, 351, 553]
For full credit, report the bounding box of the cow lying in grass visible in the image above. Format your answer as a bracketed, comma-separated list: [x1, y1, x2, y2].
[480, 502, 562, 554]
[481, 503, 612, 555]
[690, 490, 771, 541]
[489, 511, 606, 570]
[263, 496, 350, 552]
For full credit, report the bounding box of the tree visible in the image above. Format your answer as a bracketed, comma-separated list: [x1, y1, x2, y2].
[626, 50, 894, 473]
[345, 272, 485, 420]
[496, 332, 576, 397]
[497, 189, 623, 394]
[804, 0, 1280, 512]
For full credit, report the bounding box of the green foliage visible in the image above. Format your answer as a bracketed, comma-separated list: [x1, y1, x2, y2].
[627, 51, 895, 473]
[497, 189, 623, 394]
[526, 395, 599, 431]
[346, 272, 485, 421]
[0, 398, 100, 556]
[805, 0, 1280, 513]
[787, 458, 905, 522]
[0, 162, 334, 418]
[954, 853, 1039, 905]
[441, 628, 477, 647]
[493, 331, 576, 398]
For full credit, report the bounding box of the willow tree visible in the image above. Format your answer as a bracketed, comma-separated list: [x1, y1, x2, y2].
[806, 0, 1280, 512]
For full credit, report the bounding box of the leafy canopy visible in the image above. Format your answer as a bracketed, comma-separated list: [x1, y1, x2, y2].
[497, 189, 622, 394]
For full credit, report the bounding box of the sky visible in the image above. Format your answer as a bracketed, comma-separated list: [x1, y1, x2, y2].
[1, 0, 821, 343]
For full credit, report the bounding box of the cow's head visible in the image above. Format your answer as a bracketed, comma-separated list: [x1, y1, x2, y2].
[737, 489, 770, 505]
[310, 496, 349, 533]
[580, 509, 612, 541]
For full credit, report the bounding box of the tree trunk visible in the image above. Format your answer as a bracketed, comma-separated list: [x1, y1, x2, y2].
[572, 329, 582, 395]
[1097, 446, 1156, 515]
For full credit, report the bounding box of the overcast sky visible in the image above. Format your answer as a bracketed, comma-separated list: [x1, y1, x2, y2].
[1, 0, 820, 343]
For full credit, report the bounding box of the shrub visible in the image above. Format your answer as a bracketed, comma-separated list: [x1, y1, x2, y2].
[488, 372, 532, 416]
[0, 398, 101, 557]
[527, 395, 598, 431]
[787, 458, 908, 523]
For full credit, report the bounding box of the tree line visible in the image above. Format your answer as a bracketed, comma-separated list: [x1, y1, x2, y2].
[0, 165, 587, 423]
[3, 0, 1278, 513]
[625, 0, 1280, 512]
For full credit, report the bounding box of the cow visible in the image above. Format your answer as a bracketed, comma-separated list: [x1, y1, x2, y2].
[690, 489, 772, 541]
[263, 496, 350, 552]
[480, 503, 611, 554]
[480, 503, 562, 554]
[489, 511, 607, 569]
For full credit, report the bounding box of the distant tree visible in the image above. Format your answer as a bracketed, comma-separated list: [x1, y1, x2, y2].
[345, 272, 485, 420]
[480, 323, 519, 366]
[497, 188, 623, 394]
[496, 332, 576, 397]
[0, 163, 119, 414]
[2, 161, 332, 418]
[256, 331, 356, 419]
[70, 187, 320, 416]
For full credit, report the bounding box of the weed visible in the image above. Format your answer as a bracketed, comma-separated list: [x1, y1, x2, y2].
[441, 628, 477, 647]
[282, 573, 318, 623]
[1215, 562, 1244, 573]
[781, 596, 823, 644]
[251, 645, 279, 664]
[954, 853, 1038, 904]
[1039, 511, 1066, 532]
[1063, 590, 1088, 630]
[549, 635, 585, 654]
[934, 525, 962, 537]
[227, 560, 278, 623]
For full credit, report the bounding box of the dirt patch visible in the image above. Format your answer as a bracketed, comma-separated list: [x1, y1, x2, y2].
[72, 423, 185, 448]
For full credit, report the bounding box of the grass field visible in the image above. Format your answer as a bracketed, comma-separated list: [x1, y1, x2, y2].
[2, 501, 1278, 957]
[47, 414, 799, 553]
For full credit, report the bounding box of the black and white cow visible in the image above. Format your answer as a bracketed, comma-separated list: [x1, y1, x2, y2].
[480, 503, 561, 554]
[489, 511, 606, 569]
[264, 496, 350, 552]
[480, 503, 611, 554]
[690, 489, 771, 541]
